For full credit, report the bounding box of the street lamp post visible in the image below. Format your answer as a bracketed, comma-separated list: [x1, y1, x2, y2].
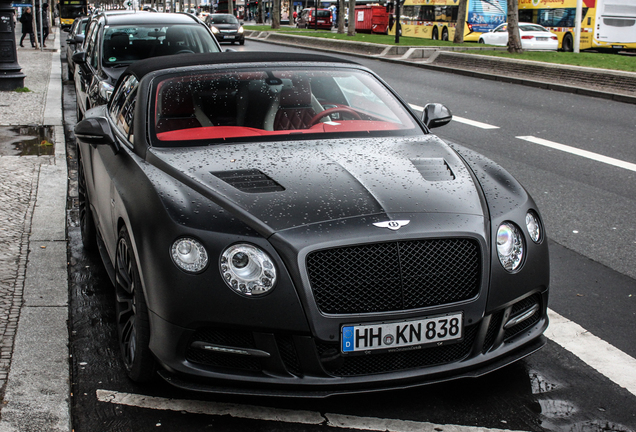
[0, 0, 26, 90]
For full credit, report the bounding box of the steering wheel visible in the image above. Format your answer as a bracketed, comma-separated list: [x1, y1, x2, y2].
[175, 49, 195, 54]
[310, 106, 362, 126]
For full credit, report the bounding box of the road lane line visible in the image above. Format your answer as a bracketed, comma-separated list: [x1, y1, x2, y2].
[517, 136, 636, 172]
[96, 389, 528, 432]
[545, 309, 636, 397]
[96, 312, 636, 427]
[408, 104, 500, 130]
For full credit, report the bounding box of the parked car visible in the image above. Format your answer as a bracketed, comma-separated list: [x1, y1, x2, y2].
[479, 22, 559, 51]
[63, 15, 89, 80]
[296, 8, 332, 30]
[72, 12, 221, 120]
[74, 51, 549, 396]
[205, 13, 245, 45]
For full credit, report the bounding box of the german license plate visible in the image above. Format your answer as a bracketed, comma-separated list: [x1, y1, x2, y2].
[225, 35, 235, 39]
[536, 37, 547, 41]
[342, 313, 462, 353]
[318, 20, 325, 23]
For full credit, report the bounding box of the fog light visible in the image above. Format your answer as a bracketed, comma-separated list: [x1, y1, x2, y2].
[171, 238, 209, 273]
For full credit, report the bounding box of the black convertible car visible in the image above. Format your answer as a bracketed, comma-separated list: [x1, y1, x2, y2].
[75, 52, 549, 397]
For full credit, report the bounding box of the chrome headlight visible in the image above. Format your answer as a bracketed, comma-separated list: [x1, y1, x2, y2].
[525, 211, 542, 243]
[221, 244, 277, 296]
[98, 81, 114, 101]
[210, 26, 219, 34]
[496, 222, 524, 272]
[171, 238, 209, 273]
[238, 26, 244, 33]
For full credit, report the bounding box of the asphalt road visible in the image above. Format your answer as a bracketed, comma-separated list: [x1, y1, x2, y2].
[64, 39, 636, 432]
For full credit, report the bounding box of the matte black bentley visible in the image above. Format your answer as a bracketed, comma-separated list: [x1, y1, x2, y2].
[74, 52, 549, 396]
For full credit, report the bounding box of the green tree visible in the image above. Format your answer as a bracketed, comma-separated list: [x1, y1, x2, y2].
[347, 0, 356, 36]
[507, 0, 523, 53]
[453, 0, 467, 44]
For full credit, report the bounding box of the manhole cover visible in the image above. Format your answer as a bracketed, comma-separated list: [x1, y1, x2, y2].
[0, 125, 55, 156]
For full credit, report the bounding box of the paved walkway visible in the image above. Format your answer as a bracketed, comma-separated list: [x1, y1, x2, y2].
[0, 29, 70, 432]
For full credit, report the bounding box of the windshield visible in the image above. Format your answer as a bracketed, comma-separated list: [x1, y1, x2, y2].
[102, 24, 219, 66]
[152, 67, 421, 147]
[211, 14, 238, 24]
[519, 24, 549, 32]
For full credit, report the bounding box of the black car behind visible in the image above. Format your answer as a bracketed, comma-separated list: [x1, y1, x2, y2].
[205, 13, 245, 45]
[73, 11, 220, 120]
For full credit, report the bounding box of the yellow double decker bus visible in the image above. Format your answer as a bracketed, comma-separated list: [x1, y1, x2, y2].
[519, 0, 636, 51]
[391, 0, 506, 42]
[392, 0, 636, 51]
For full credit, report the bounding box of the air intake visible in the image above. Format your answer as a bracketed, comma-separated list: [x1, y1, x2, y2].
[212, 169, 285, 193]
[411, 158, 455, 181]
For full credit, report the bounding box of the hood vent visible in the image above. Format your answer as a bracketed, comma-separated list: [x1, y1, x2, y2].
[212, 169, 285, 193]
[411, 158, 455, 181]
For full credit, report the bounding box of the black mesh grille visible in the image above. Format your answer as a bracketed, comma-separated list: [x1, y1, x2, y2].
[185, 328, 261, 371]
[276, 335, 302, 376]
[307, 239, 481, 314]
[504, 294, 542, 341]
[318, 325, 477, 376]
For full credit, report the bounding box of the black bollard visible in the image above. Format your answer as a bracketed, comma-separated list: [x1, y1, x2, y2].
[0, 0, 26, 91]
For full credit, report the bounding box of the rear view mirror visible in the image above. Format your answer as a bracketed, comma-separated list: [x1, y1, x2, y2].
[72, 50, 87, 65]
[75, 117, 119, 153]
[422, 103, 452, 129]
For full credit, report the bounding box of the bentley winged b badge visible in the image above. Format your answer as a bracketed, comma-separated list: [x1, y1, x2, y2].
[373, 220, 410, 231]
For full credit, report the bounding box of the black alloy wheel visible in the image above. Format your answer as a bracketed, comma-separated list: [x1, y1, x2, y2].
[77, 156, 97, 252]
[115, 226, 156, 382]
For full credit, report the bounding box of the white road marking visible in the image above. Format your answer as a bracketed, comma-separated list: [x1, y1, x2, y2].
[95, 310, 636, 429]
[408, 104, 500, 130]
[517, 136, 636, 172]
[96, 389, 526, 432]
[545, 309, 636, 397]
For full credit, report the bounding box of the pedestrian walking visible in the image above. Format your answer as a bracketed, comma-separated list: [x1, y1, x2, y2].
[39, 3, 50, 48]
[19, 7, 35, 48]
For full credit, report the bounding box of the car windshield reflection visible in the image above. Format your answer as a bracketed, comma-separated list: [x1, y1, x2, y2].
[152, 67, 420, 146]
[102, 24, 219, 66]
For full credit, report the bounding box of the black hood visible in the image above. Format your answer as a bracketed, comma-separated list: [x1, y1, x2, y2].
[149, 136, 485, 233]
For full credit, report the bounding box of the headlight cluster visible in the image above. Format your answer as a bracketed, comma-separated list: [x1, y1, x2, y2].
[210, 26, 219, 34]
[238, 26, 244, 33]
[171, 238, 209, 273]
[496, 211, 543, 272]
[221, 244, 277, 296]
[170, 240, 277, 296]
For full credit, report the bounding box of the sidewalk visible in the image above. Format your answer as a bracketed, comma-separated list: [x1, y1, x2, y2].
[0, 29, 70, 432]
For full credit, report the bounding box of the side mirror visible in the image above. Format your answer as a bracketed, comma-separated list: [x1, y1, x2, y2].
[74, 117, 119, 153]
[74, 34, 85, 44]
[66, 38, 75, 44]
[422, 103, 452, 129]
[63, 27, 71, 33]
[72, 50, 87, 65]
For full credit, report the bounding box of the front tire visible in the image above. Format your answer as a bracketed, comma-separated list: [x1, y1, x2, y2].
[115, 226, 156, 383]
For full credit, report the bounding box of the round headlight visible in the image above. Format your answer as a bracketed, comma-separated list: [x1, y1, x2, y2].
[525, 211, 542, 243]
[171, 238, 209, 273]
[221, 244, 277, 296]
[496, 222, 524, 272]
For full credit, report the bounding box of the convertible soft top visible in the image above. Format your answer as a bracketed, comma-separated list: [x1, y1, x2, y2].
[124, 51, 359, 81]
